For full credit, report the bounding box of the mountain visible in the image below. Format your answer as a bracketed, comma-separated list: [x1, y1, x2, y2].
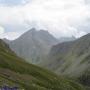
[44, 33, 90, 89]
[3, 38, 10, 43]
[59, 36, 76, 43]
[0, 39, 85, 90]
[6, 28, 58, 64]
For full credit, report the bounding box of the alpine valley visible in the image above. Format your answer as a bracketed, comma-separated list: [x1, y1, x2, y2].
[0, 38, 85, 90]
[3, 29, 90, 90]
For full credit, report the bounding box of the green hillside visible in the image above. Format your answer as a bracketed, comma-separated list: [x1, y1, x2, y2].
[45, 34, 90, 89]
[0, 39, 85, 90]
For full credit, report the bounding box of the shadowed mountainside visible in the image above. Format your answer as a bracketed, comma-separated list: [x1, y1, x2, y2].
[44, 33, 90, 89]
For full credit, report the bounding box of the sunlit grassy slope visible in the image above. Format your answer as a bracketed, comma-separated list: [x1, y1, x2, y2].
[0, 39, 85, 90]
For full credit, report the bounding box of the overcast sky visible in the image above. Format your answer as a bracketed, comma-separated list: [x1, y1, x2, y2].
[0, 0, 90, 40]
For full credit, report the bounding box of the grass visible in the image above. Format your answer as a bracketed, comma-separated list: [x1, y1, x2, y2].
[0, 39, 85, 90]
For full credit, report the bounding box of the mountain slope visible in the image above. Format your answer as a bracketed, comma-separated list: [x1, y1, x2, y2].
[0, 39, 85, 90]
[45, 33, 90, 88]
[7, 28, 58, 64]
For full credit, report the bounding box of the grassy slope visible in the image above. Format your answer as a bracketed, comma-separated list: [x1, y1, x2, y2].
[44, 34, 90, 89]
[0, 39, 85, 90]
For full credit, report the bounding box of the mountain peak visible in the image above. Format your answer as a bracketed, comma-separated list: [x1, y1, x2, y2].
[39, 29, 49, 33]
[7, 28, 58, 64]
[24, 28, 37, 34]
[26, 28, 49, 35]
[29, 28, 36, 32]
[24, 27, 50, 33]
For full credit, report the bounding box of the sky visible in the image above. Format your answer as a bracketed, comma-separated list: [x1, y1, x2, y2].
[0, 0, 90, 40]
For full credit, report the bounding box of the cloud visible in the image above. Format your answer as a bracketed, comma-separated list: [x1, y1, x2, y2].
[85, 0, 90, 5]
[0, 0, 25, 6]
[0, 0, 90, 39]
[0, 26, 4, 34]
[0, 26, 22, 40]
[0, 32, 22, 40]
